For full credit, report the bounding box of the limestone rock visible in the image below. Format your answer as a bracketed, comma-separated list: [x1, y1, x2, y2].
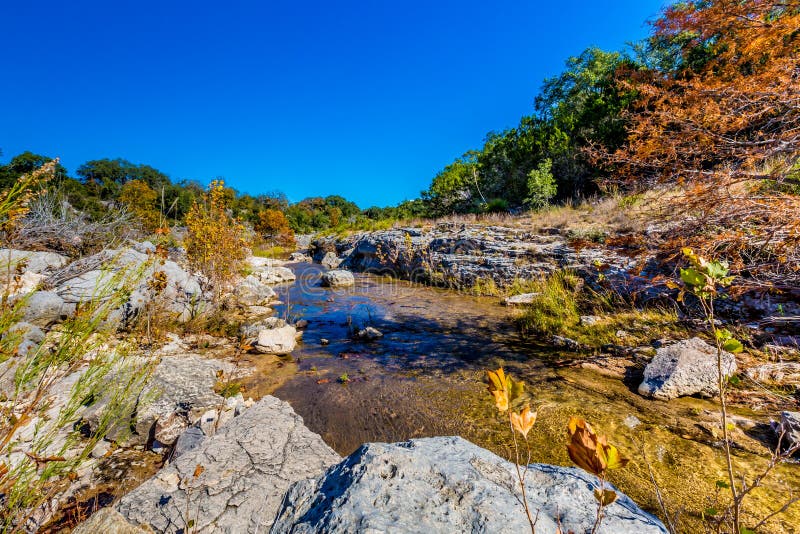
[235, 274, 277, 306]
[272, 436, 666, 534]
[0, 249, 69, 274]
[503, 292, 539, 306]
[355, 326, 383, 340]
[114, 396, 340, 533]
[255, 324, 297, 355]
[772, 411, 800, 454]
[321, 269, 355, 288]
[638, 337, 737, 400]
[73, 507, 153, 534]
[288, 252, 312, 263]
[320, 251, 342, 269]
[254, 266, 296, 285]
[20, 291, 68, 327]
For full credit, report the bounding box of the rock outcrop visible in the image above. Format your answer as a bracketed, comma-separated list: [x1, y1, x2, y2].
[85, 396, 340, 534]
[309, 225, 643, 293]
[272, 436, 667, 534]
[638, 337, 737, 400]
[773, 411, 800, 454]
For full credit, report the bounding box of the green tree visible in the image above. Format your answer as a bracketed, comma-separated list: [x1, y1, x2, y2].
[525, 158, 557, 209]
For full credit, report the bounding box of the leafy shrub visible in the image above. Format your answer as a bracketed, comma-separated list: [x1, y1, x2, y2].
[185, 180, 251, 292]
[525, 159, 557, 210]
[119, 179, 161, 233]
[483, 198, 510, 213]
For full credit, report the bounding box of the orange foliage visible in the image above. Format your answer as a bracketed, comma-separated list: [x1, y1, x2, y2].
[185, 180, 251, 290]
[254, 208, 295, 247]
[601, 1, 800, 292]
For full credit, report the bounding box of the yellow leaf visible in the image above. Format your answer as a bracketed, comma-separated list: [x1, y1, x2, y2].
[510, 405, 537, 438]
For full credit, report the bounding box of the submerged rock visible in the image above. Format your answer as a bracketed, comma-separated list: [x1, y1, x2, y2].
[272, 436, 667, 534]
[106, 396, 339, 533]
[354, 326, 383, 340]
[321, 269, 355, 288]
[638, 337, 737, 400]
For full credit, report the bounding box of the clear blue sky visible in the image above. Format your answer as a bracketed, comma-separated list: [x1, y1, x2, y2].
[1, 0, 665, 207]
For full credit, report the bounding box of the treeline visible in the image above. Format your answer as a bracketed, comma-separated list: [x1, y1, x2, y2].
[0, 153, 425, 241]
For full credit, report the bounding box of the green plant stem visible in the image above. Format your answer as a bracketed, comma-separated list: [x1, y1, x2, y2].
[509, 415, 536, 534]
[702, 297, 739, 532]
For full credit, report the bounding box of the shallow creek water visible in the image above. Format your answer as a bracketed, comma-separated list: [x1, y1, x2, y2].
[242, 263, 798, 532]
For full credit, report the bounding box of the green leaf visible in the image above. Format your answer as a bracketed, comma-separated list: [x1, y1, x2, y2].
[715, 328, 732, 341]
[680, 268, 705, 288]
[704, 507, 718, 517]
[715, 480, 730, 489]
[739, 528, 756, 534]
[723, 339, 743, 353]
[728, 374, 741, 386]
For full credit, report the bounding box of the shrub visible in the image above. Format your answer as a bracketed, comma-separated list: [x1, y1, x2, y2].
[483, 198, 509, 213]
[119, 179, 161, 233]
[185, 180, 251, 292]
[1, 165, 153, 530]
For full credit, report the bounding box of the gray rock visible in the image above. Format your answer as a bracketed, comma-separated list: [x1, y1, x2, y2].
[0, 249, 69, 274]
[235, 274, 277, 306]
[255, 266, 296, 285]
[272, 436, 666, 534]
[320, 251, 342, 269]
[355, 326, 383, 340]
[772, 411, 800, 454]
[580, 315, 601, 326]
[288, 252, 312, 263]
[115, 396, 340, 533]
[552, 335, 580, 350]
[255, 324, 297, 355]
[20, 291, 68, 326]
[73, 507, 153, 534]
[638, 337, 737, 400]
[85, 355, 226, 447]
[133, 241, 157, 254]
[320, 269, 355, 288]
[7, 321, 45, 357]
[745, 362, 800, 385]
[172, 426, 205, 459]
[503, 292, 539, 306]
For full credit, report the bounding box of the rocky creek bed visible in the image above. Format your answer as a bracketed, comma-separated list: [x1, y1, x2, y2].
[5, 232, 799, 533]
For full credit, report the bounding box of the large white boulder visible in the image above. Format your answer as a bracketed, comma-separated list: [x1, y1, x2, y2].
[639, 337, 737, 400]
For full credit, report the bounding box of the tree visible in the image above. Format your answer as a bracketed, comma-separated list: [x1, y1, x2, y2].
[603, 0, 800, 291]
[525, 159, 557, 209]
[76, 159, 169, 199]
[255, 208, 295, 247]
[422, 155, 481, 216]
[0, 152, 67, 190]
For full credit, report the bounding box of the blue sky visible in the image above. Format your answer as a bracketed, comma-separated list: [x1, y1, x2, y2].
[1, 1, 665, 207]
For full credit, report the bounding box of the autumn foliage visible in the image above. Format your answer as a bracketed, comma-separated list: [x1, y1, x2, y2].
[119, 179, 161, 233]
[185, 180, 250, 290]
[254, 208, 295, 247]
[602, 0, 800, 292]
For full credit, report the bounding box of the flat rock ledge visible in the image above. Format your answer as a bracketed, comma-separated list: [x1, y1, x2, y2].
[273, 436, 666, 534]
[77, 396, 339, 534]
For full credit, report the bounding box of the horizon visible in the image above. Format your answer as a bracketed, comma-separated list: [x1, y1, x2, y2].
[1, 0, 665, 208]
